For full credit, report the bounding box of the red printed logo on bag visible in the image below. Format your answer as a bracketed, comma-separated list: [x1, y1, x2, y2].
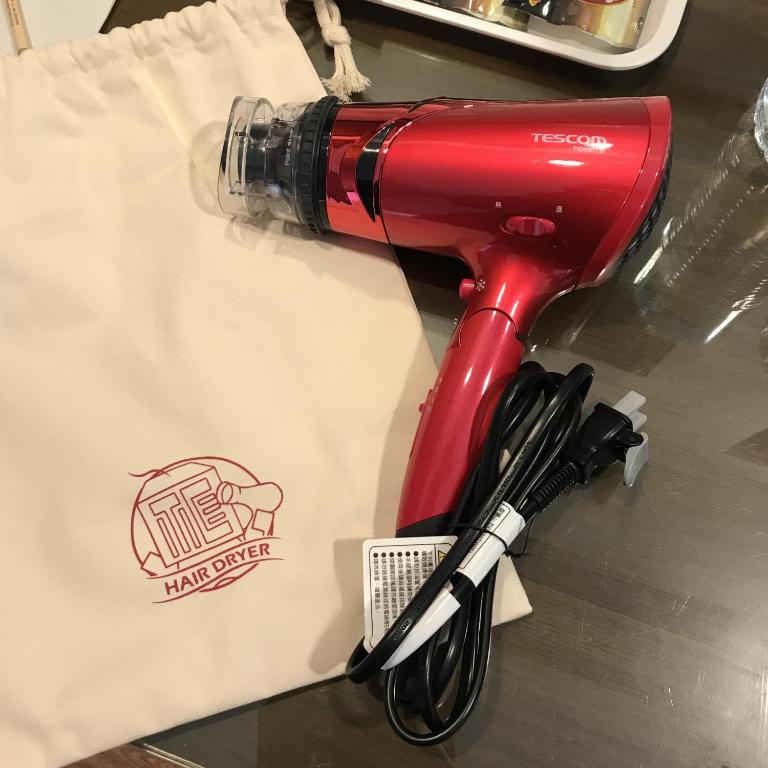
[130, 457, 283, 603]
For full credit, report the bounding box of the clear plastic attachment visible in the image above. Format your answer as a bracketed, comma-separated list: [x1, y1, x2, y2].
[218, 96, 312, 223]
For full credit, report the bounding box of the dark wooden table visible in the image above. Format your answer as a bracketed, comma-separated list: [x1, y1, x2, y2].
[84, 2, 768, 766]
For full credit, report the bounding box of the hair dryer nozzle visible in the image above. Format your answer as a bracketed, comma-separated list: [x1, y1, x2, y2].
[218, 97, 274, 218]
[218, 95, 341, 229]
[218, 96, 319, 223]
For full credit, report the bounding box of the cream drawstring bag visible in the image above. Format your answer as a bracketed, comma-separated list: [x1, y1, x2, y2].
[0, 2, 531, 766]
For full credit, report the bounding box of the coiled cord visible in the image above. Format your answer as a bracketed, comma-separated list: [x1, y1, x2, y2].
[348, 361, 597, 745]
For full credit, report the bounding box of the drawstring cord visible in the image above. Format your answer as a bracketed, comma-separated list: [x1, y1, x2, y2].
[283, 0, 371, 101]
[313, 0, 371, 100]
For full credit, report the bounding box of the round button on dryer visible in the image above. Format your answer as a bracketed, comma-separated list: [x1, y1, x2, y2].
[458, 279, 476, 301]
[503, 215, 556, 237]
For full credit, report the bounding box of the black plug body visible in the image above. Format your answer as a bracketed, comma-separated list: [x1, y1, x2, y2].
[564, 403, 643, 484]
[522, 401, 645, 521]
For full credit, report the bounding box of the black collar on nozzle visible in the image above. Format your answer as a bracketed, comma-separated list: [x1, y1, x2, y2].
[295, 95, 341, 234]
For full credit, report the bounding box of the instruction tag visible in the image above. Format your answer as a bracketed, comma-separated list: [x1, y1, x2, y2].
[362, 535, 456, 652]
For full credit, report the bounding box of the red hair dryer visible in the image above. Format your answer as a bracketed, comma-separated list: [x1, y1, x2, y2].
[219, 95, 672, 539]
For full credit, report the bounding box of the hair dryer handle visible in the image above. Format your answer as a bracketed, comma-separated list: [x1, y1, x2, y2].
[395, 308, 526, 536]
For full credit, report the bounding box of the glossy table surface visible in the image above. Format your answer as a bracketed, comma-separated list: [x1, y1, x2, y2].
[100, 1, 768, 766]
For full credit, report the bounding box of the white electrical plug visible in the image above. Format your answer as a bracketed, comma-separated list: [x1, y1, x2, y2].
[613, 391, 649, 487]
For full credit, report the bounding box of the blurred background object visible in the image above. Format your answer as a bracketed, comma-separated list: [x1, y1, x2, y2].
[504, 0, 651, 48]
[364, 0, 688, 69]
[441, 0, 528, 30]
[3, 0, 30, 53]
[633, 77, 768, 344]
[1, 0, 116, 56]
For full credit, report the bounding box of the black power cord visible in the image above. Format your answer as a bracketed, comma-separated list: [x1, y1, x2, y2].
[347, 361, 644, 745]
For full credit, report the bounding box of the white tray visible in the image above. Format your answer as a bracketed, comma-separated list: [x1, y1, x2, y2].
[365, 0, 688, 71]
